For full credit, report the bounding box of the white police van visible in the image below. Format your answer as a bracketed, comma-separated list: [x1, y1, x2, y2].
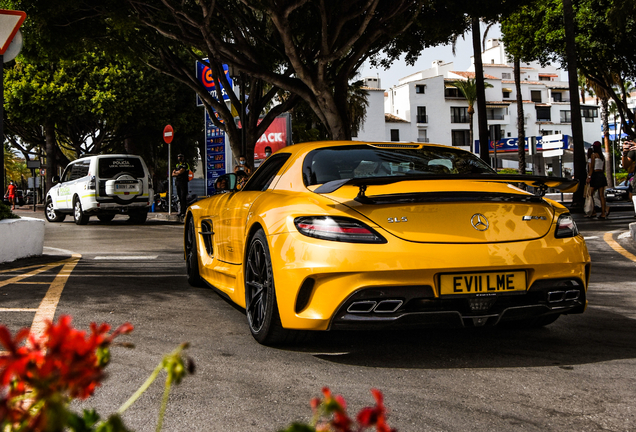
[45, 154, 153, 225]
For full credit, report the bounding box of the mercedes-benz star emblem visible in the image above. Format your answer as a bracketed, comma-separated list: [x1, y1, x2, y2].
[471, 214, 489, 231]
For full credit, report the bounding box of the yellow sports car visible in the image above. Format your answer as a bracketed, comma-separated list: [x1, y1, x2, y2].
[184, 141, 590, 345]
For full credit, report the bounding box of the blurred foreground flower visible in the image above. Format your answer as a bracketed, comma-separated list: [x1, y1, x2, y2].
[280, 387, 396, 432]
[0, 316, 192, 432]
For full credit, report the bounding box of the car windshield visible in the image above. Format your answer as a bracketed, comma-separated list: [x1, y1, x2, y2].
[303, 144, 495, 186]
[97, 157, 145, 179]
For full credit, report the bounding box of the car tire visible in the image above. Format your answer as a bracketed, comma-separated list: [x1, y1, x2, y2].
[73, 198, 90, 225]
[245, 230, 306, 345]
[45, 198, 66, 223]
[97, 214, 116, 223]
[128, 210, 148, 224]
[185, 216, 205, 288]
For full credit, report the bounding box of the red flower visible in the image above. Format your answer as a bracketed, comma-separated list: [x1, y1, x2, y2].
[356, 389, 396, 432]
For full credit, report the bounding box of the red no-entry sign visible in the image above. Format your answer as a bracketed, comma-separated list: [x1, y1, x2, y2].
[163, 125, 173, 144]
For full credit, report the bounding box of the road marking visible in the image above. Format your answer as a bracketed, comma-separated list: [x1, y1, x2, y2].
[603, 232, 636, 263]
[93, 256, 158, 260]
[0, 308, 38, 312]
[30, 254, 81, 339]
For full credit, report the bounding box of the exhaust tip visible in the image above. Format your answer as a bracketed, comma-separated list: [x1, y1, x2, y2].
[373, 300, 403, 313]
[347, 301, 377, 313]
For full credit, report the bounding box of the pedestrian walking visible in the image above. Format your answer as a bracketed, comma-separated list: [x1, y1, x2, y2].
[171, 154, 190, 217]
[586, 141, 608, 219]
[622, 139, 636, 217]
[4, 181, 17, 210]
[584, 148, 602, 217]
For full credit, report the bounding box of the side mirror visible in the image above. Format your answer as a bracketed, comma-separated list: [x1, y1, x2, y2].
[52, 176, 61, 185]
[214, 173, 237, 193]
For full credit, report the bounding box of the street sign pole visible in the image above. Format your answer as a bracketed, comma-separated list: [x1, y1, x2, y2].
[163, 125, 174, 215]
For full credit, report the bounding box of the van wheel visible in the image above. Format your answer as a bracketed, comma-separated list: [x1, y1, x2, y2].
[45, 198, 66, 223]
[97, 214, 115, 223]
[128, 209, 148, 224]
[73, 198, 90, 225]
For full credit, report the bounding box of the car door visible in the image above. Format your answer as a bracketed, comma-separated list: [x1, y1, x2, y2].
[56, 164, 74, 210]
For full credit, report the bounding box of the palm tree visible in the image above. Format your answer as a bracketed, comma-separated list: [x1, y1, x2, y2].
[452, 78, 493, 153]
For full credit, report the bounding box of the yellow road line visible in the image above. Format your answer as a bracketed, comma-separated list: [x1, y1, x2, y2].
[603, 232, 636, 262]
[30, 254, 81, 339]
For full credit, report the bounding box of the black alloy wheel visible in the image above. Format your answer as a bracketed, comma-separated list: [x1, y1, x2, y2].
[245, 230, 302, 345]
[185, 216, 205, 287]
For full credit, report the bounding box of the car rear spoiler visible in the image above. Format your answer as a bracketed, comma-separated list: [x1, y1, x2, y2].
[314, 174, 579, 198]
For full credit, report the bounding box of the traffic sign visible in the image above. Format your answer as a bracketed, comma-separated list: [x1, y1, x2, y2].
[542, 149, 564, 158]
[0, 9, 26, 55]
[163, 125, 173, 144]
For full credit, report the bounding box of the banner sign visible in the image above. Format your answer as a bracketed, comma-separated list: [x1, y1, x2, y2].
[196, 61, 233, 106]
[476, 135, 571, 154]
[205, 111, 227, 196]
[253, 113, 293, 161]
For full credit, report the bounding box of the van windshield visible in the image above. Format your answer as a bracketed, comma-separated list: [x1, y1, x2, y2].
[98, 157, 145, 179]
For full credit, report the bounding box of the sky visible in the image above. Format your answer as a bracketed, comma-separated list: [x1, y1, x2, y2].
[358, 24, 502, 90]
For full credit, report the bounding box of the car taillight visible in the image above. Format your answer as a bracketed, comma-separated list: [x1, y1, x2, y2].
[88, 176, 96, 190]
[555, 214, 579, 238]
[294, 216, 387, 244]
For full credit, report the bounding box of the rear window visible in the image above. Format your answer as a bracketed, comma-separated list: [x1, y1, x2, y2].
[98, 157, 145, 179]
[303, 145, 495, 186]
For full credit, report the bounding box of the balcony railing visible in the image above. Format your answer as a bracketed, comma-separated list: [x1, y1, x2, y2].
[451, 115, 469, 123]
[487, 114, 505, 120]
[417, 138, 430, 143]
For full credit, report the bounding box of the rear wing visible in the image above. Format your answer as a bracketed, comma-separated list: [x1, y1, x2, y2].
[314, 174, 578, 198]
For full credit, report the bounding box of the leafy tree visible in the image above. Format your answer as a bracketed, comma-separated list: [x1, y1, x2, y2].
[452, 78, 493, 154]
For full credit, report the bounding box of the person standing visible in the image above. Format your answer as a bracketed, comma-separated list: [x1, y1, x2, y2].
[4, 181, 17, 210]
[171, 154, 190, 217]
[622, 139, 636, 217]
[587, 141, 608, 219]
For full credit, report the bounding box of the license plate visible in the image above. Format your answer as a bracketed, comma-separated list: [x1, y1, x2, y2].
[116, 184, 137, 190]
[439, 271, 526, 295]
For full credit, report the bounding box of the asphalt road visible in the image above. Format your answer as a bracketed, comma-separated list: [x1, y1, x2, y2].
[2, 208, 636, 432]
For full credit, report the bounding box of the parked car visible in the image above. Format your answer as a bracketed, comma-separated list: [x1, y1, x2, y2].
[605, 180, 630, 202]
[45, 154, 153, 224]
[184, 141, 590, 345]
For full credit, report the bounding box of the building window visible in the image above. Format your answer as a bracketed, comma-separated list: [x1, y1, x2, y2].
[503, 91, 511, 98]
[390, 129, 400, 142]
[445, 87, 461, 98]
[531, 90, 542, 103]
[417, 106, 427, 123]
[560, 110, 571, 123]
[417, 129, 428, 143]
[502, 72, 511, 79]
[415, 84, 426, 94]
[536, 107, 551, 121]
[450, 107, 469, 123]
[451, 130, 470, 146]
[581, 107, 598, 122]
[552, 92, 562, 102]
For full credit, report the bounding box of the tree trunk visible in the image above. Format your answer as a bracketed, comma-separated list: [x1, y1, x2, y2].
[562, 0, 586, 211]
[601, 97, 613, 187]
[514, 57, 526, 175]
[44, 122, 56, 195]
[472, 17, 490, 164]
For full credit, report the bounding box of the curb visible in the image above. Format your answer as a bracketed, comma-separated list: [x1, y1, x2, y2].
[630, 222, 636, 247]
[148, 212, 183, 223]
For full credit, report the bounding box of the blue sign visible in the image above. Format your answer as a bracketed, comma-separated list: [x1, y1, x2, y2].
[196, 61, 233, 106]
[475, 136, 571, 153]
[205, 111, 226, 195]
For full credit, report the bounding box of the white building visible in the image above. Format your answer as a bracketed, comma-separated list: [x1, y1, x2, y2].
[355, 39, 601, 170]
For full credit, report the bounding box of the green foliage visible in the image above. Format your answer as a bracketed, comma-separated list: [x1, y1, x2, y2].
[0, 202, 20, 220]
